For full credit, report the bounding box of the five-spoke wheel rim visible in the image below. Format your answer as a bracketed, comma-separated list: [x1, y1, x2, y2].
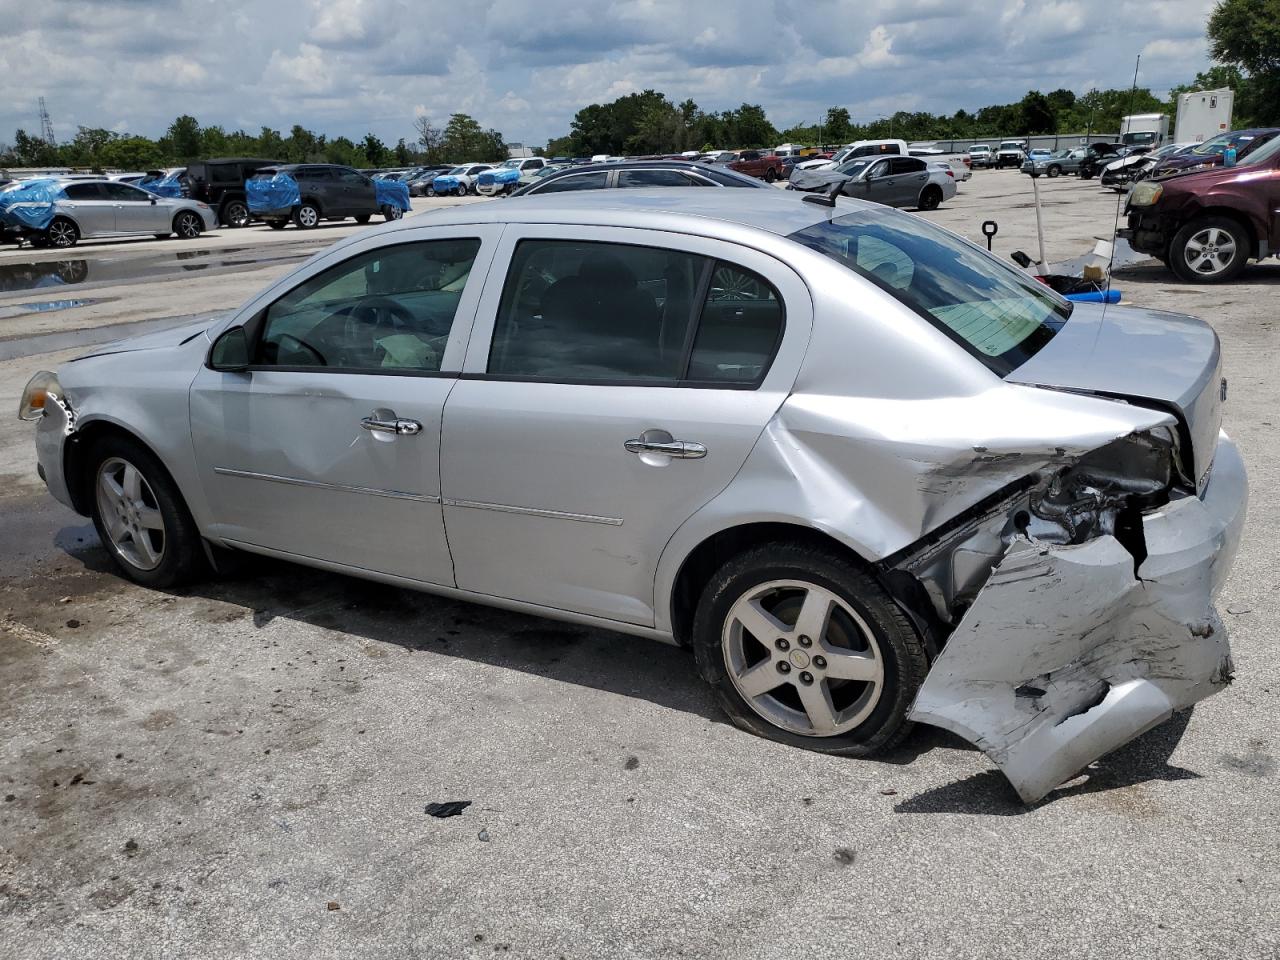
[1183, 226, 1237, 276]
[722, 579, 884, 737]
[96, 457, 165, 571]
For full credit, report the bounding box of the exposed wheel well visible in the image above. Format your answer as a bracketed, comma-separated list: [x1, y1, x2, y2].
[64, 421, 172, 516]
[669, 522, 874, 647]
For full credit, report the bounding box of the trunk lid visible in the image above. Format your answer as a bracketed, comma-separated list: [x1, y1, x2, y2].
[1006, 303, 1222, 490]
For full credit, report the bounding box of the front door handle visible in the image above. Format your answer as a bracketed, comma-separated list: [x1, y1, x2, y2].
[362, 416, 422, 436]
[625, 437, 707, 459]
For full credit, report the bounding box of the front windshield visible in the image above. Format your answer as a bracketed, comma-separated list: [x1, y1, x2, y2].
[1190, 132, 1255, 156]
[500, 159, 522, 168]
[789, 208, 1070, 375]
[1238, 134, 1280, 167]
[446, 166, 467, 175]
[834, 158, 875, 177]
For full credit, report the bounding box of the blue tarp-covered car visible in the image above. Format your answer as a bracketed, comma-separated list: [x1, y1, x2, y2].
[475, 158, 548, 197]
[246, 163, 410, 230]
[432, 163, 494, 197]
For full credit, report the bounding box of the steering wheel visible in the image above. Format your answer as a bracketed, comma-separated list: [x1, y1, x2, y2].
[324, 295, 417, 336]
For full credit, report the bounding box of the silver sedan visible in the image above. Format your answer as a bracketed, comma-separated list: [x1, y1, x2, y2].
[19, 189, 1245, 803]
[14, 178, 216, 248]
[788, 155, 956, 209]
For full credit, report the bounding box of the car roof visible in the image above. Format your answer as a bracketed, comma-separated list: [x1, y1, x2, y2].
[385, 187, 846, 239]
[524, 159, 768, 187]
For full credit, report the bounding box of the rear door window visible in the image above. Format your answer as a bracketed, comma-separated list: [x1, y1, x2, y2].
[533, 172, 609, 193]
[617, 169, 702, 188]
[64, 183, 104, 200]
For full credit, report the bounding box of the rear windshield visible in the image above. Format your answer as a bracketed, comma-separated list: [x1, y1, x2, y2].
[789, 208, 1070, 375]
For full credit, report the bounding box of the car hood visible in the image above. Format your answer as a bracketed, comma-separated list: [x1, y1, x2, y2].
[70, 316, 219, 361]
[1006, 303, 1221, 487]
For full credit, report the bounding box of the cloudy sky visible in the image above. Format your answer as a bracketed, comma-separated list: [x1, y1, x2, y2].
[1, 0, 1218, 148]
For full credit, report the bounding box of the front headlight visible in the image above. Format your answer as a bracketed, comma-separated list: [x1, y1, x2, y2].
[1129, 181, 1163, 206]
[18, 370, 62, 421]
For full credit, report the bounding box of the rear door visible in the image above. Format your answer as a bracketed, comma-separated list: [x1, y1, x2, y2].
[60, 182, 115, 236]
[438, 226, 811, 625]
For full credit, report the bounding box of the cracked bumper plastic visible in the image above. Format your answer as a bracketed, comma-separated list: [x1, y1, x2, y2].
[909, 432, 1247, 803]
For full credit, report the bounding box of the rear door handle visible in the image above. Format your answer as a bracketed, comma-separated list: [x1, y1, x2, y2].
[625, 438, 707, 459]
[362, 416, 422, 436]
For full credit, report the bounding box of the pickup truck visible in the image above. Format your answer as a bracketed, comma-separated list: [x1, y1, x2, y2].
[996, 140, 1027, 168]
[727, 150, 784, 183]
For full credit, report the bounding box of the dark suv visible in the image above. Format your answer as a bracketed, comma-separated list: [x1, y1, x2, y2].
[1119, 133, 1280, 282]
[251, 164, 392, 229]
[185, 158, 281, 227]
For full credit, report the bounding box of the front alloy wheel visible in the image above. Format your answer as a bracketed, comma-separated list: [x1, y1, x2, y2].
[174, 211, 202, 239]
[96, 457, 166, 572]
[47, 218, 79, 248]
[1171, 216, 1249, 283]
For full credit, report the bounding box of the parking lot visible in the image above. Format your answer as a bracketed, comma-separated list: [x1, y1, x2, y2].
[1, 170, 1277, 959]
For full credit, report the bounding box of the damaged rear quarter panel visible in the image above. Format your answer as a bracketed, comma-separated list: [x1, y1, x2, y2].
[910, 434, 1247, 804]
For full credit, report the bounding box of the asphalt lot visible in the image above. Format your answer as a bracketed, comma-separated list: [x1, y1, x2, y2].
[1, 171, 1277, 959]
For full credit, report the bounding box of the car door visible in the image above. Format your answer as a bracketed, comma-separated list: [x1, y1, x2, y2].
[99, 182, 165, 232]
[887, 157, 930, 206]
[438, 226, 810, 625]
[189, 224, 502, 584]
[59, 182, 115, 236]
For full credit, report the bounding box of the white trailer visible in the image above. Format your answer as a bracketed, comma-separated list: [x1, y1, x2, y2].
[1120, 114, 1170, 149]
[1174, 88, 1235, 143]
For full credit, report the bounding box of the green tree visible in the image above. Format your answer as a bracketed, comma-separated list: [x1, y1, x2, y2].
[324, 136, 364, 167]
[165, 114, 202, 160]
[361, 132, 388, 166]
[200, 125, 229, 157]
[1018, 91, 1057, 134]
[1207, 0, 1280, 123]
[257, 126, 287, 158]
[99, 136, 163, 170]
[823, 106, 853, 143]
[439, 114, 505, 162]
[7, 129, 58, 166]
[394, 137, 410, 165]
[286, 124, 321, 162]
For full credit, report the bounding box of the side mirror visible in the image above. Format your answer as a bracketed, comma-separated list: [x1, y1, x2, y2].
[210, 326, 250, 372]
[149, 197, 157, 205]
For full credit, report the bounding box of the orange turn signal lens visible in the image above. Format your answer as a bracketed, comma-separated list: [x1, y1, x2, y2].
[19, 371, 60, 421]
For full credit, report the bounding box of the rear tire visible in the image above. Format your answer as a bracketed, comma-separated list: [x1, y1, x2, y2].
[917, 185, 943, 211]
[354, 214, 372, 224]
[267, 220, 287, 230]
[692, 542, 927, 756]
[87, 435, 207, 589]
[221, 199, 250, 228]
[293, 203, 320, 229]
[1170, 216, 1250, 283]
[764, 167, 778, 183]
[46, 217, 79, 249]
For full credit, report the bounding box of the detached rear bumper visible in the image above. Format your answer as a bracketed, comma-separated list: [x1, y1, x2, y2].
[910, 432, 1247, 803]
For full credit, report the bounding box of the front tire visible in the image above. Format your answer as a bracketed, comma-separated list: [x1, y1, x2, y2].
[455, 184, 467, 197]
[1170, 216, 1250, 283]
[172, 211, 202, 239]
[293, 203, 320, 229]
[381, 204, 403, 222]
[46, 217, 79, 249]
[1047, 165, 1061, 178]
[692, 543, 927, 756]
[267, 220, 287, 230]
[88, 436, 207, 589]
[764, 167, 778, 183]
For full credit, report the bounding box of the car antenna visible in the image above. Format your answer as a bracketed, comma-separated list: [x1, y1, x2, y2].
[802, 180, 843, 215]
[1101, 54, 1142, 319]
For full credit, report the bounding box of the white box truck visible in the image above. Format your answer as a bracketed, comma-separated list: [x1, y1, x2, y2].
[1120, 114, 1170, 149]
[1174, 88, 1235, 143]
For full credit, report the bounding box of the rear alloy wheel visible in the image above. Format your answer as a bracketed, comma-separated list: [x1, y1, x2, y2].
[294, 203, 320, 229]
[692, 543, 927, 756]
[1170, 216, 1250, 283]
[222, 199, 250, 228]
[764, 167, 778, 183]
[173, 211, 202, 239]
[917, 185, 943, 211]
[46, 217, 79, 249]
[89, 438, 206, 589]
[1047, 165, 1062, 178]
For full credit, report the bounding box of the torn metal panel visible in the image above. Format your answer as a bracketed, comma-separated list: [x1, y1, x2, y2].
[909, 434, 1247, 804]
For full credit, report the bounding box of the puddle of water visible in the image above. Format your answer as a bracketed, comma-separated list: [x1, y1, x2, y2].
[0, 298, 101, 320]
[0, 243, 319, 293]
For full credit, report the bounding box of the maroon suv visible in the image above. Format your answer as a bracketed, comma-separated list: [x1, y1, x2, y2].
[1119, 133, 1280, 282]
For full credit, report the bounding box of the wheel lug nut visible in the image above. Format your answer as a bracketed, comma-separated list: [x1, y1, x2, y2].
[775, 638, 790, 651]
[777, 662, 791, 674]
[813, 656, 827, 669]
[799, 671, 814, 685]
[798, 635, 812, 647]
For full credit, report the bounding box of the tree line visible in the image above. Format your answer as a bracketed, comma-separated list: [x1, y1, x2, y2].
[4, 0, 1275, 169]
[1, 112, 506, 171]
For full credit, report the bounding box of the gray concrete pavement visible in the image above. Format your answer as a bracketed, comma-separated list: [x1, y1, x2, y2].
[1, 170, 1277, 959]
